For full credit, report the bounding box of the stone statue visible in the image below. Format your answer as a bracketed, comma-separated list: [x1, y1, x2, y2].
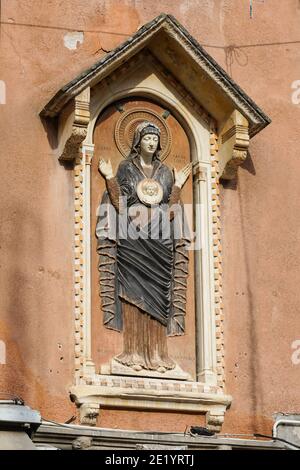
[96, 121, 191, 373]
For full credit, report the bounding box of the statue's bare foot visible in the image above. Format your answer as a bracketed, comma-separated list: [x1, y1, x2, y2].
[132, 364, 143, 371]
[162, 357, 176, 370]
[157, 366, 167, 373]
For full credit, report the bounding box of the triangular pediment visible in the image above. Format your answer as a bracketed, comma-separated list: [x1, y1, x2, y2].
[41, 13, 270, 137]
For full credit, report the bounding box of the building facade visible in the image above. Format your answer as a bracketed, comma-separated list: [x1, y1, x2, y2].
[0, 0, 300, 443]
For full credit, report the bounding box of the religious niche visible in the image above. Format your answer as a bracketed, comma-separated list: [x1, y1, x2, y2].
[41, 13, 270, 429]
[91, 98, 195, 380]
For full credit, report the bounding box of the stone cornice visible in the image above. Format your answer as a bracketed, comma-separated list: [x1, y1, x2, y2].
[40, 14, 270, 138]
[33, 423, 285, 450]
[70, 380, 232, 432]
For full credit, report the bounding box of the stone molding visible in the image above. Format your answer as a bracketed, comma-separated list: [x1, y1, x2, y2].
[210, 128, 225, 389]
[218, 110, 250, 180]
[40, 14, 270, 141]
[147, 51, 211, 127]
[74, 156, 85, 380]
[78, 403, 100, 427]
[33, 423, 285, 450]
[70, 379, 232, 432]
[58, 88, 90, 162]
[161, 20, 268, 137]
[100, 48, 212, 129]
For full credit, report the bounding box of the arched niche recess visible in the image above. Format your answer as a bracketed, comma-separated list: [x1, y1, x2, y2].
[41, 14, 270, 431]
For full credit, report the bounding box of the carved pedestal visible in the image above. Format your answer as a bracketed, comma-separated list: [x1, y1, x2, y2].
[71, 376, 232, 432]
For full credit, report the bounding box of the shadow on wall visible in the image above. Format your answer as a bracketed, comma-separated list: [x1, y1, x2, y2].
[237, 186, 264, 432]
[41, 116, 74, 171]
[3, 204, 47, 406]
[221, 151, 256, 191]
[224, 45, 249, 78]
[220, 150, 265, 432]
[41, 116, 58, 151]
[241, 151, 256, 176]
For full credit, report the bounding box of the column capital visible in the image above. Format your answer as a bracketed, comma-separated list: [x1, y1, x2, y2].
[193, 162, 207, 182]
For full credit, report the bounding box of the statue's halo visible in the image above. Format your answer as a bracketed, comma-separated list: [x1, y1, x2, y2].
[115, 108, 172, 161]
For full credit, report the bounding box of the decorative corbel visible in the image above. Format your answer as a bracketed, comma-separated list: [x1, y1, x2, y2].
[206, 409, 226, 433]
[71, 400, 100, 426]
[78, 403, 100, 426]
[193, 162, 207, 182]
[58, 87, 90, 161]
[218, 110, 249, 180]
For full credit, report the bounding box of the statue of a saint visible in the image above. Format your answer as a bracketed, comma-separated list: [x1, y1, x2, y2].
[96, 121, 191, 373]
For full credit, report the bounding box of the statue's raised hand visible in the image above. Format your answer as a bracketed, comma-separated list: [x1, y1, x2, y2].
[98, 158, 114, 179]
[173, 162, 192, 189]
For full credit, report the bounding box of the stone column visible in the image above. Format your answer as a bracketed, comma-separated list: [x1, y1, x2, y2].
[193, 162, 217, 385]
[82, 144, 96, 379]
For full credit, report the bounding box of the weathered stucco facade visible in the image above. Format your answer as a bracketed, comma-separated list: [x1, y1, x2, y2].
[1, 0, 300, 438]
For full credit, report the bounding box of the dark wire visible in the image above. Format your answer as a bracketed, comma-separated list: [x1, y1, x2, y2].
[0, 393, 24, 405]
[41, 419, 298, 448]
[254, 433, 300, 450]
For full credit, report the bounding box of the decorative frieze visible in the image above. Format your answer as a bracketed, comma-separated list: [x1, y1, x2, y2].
[74, 157, 85, 381]
[210, 126, 225, 390]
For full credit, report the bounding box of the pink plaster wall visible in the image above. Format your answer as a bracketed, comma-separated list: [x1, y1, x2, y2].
[0, 0, 299, 433]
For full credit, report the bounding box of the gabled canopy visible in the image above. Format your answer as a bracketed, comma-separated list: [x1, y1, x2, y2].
[41, 13, 270, 137]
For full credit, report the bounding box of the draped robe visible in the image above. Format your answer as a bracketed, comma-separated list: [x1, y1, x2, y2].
[96, 155, 190, 371]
